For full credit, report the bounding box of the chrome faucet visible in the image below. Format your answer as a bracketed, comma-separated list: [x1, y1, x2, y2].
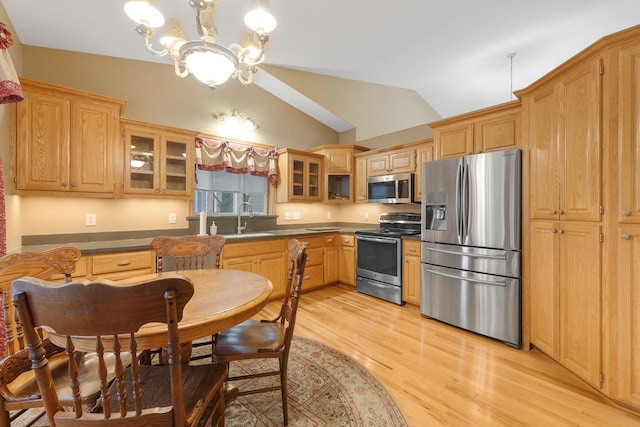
[237, 202, 254, 234]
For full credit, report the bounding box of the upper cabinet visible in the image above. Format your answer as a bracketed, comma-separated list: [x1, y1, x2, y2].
[430, 100, 521, 160]
[122, 120, 196, 199]
[310, 145, 369, 203]
[12, 79, 125, 196]
[414, 139, 434, 203]
[522, 58, 602, 222]
[366, 148, 416, 177]
[276, 148, 323, 202]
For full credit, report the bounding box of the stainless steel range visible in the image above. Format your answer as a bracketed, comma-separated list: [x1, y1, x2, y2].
[355, 212, 421, 305]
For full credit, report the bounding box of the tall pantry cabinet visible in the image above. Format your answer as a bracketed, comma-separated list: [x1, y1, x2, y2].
[517, 24, 640, 411]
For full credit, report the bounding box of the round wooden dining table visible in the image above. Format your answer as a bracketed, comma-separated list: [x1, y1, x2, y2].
[47, 268, 273, 352]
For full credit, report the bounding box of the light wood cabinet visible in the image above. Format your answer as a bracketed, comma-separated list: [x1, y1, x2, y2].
[430, 100, 521, 160]
[529, 221, 602, 388]
[618, 42, 640, 224]
[338, 234, 355, 286]
[13, 79, 125, 196]
[323, 234, 339, 284]
[122, 120, 196, 199]
[526, 58, 602, 222]
[294, 235, 325, 291]
[434, 122, 474, 160]
[221, 239, 287, 300]
[402, 240, 421, 305]
[90, 250, 154, 281]
[366, 148, 416, 177]
[276, 149, 323, 202]
[616, 226, 640, 408]
[311, 145, 369, 203]
[354, 157, 368, 203]
[414, 139, 434, 202]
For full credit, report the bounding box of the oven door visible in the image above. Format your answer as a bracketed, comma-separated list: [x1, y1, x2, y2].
[356, 234, 401, 286]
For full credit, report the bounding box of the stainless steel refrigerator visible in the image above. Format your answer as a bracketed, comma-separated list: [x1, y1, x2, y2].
[420, 149, 521, 347]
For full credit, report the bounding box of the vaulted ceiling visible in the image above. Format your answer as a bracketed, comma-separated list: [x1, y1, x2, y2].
[3, 0, 640, 132]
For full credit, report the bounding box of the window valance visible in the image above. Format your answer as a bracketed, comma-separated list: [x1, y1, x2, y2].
[195, 136, 278, 187]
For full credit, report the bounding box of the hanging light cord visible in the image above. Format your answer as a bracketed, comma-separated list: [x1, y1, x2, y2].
[508, 52, 516, 100]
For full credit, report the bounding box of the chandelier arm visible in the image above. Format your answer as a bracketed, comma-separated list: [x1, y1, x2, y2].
[195, 2, 217, 43]
[173, 60, 189, 78]
[235, 66, 255, 86]
[142, 34, 169, 57]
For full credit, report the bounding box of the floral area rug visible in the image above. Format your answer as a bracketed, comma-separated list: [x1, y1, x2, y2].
[13, 336, 408, 426]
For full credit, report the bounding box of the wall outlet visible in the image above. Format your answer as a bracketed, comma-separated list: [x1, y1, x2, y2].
[168, 213, 177, 224]
[284, 212, 292, 220]
[364, 212, 369, 222]
[292, 212, 301, 220]
[326, 211, 332, 219]
[86, 213, 97, 226]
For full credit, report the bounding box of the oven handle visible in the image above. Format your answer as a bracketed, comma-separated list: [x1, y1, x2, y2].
[356, 235, 398, 244]
[424, 246, 506, 260]
[425, 267, 506, 287]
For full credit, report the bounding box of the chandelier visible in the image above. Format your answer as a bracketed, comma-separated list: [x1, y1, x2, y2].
[124, 0, 277, 89]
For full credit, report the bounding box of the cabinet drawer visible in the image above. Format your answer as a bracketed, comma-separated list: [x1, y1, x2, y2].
[297, 236, 324, 249]
[403, 240, 421, 256]
[324, 234, 337, 247]
[50, 256, 88, 280]
[301, 264, 324, 289]
[305, 247, 324, 266]
[340, 234, 355, 247]
[222, 239, 286, 259]
[91, 250, 152, 275]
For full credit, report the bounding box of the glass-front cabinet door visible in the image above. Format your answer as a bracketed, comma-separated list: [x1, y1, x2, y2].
[122, 120, 194, 199]
[124, 125, 158, 194]
[161, 134, 193, 196]
[306, 158, 321, 200]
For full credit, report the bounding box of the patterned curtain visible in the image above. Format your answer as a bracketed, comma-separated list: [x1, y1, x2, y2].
[195, 136, 279, 187]
[0, 22, 23, 360]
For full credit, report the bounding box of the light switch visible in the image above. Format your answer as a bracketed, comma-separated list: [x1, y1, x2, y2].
[292, 212, 301, 220]
[284, 212, 292, 220]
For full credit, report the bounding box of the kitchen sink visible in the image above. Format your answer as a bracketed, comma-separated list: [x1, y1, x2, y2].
[225, 232, 275, 239]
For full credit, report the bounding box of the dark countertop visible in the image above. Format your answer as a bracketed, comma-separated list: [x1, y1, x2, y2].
[21, 227, 371, 255]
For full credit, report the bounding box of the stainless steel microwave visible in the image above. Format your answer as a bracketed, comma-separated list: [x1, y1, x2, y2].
[367, 173, 415, 204]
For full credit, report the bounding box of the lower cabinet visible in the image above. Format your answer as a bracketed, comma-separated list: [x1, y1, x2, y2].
[221, 239, 287, 300]
[295, 236, 325, 291]
[324, 235, 338, 284]
[616, 225, 640, 408]
[81, 250, 154, 281]
[529, 221, 602, 388]
[338, 234, 355, 286]
[402, 240, 421, 305]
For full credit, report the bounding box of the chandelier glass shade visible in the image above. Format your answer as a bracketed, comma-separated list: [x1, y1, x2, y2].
[124, 0, 277, 88]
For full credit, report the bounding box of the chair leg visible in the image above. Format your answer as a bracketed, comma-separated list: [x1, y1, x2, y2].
[280, 357, 289, 426]
[0, 403, 9, 427]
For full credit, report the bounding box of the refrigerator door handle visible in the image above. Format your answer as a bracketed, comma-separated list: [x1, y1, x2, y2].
[425, 267, 507, 287]
[455, 161, 463, 243]
[425, 246, 507, 260]
[461, 161, 470, 241]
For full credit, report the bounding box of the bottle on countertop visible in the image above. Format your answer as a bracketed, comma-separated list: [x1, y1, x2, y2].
[210, 222, 218, 235]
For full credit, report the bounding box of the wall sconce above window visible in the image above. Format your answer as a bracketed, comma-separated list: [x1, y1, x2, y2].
[214, 110, 258, 132]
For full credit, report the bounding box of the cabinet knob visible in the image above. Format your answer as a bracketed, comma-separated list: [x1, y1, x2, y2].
[622, 210, 631, 217]
[551, 229, 558, 234]
[558, 210, 564, 215]
[550, 210, 557, 215]
[622, 233, 631, 240]
[61, 182, 68, 187]
[558, 229, 564, 234]
[70, 182, 77, 188]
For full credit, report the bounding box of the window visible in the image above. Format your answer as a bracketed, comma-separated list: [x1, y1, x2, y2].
[193, 168, 268, 215]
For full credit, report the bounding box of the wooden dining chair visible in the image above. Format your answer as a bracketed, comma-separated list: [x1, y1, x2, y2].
[151, 234, 226, 363]
[211, 239, 307, 426]
[0, 246, 83, 426]
[11, 274, 228, 427]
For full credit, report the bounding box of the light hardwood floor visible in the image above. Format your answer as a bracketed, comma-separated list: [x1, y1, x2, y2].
[257, 284, 640, 427]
